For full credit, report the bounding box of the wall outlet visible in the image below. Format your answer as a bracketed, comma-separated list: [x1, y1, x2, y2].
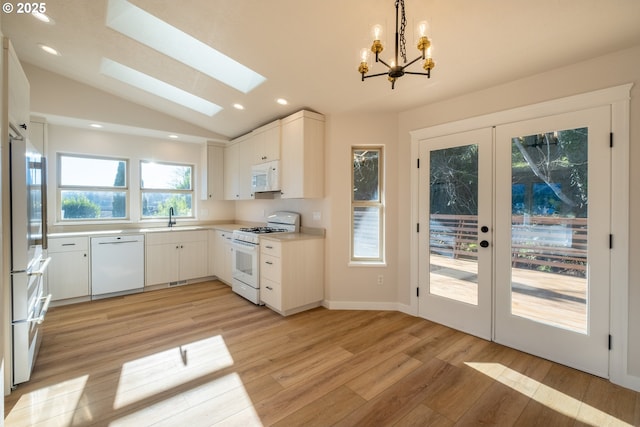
[377, 275, 384, 285]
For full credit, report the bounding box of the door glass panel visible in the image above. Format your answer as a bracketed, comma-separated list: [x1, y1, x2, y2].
[429, 144, 479, 305]
[510, 128, 588, 333]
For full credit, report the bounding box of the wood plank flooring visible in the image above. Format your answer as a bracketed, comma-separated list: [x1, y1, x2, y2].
[4, 281, 640, 426]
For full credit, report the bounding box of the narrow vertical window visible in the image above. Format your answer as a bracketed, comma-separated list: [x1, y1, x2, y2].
[351, 147, 384, 262]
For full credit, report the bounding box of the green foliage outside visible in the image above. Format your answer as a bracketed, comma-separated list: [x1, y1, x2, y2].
[62, 194, 100, 219]
[112, 162, 126, 218]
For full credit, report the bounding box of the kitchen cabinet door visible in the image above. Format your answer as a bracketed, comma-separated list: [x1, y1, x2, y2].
[224, 142, 240, 200]
[201, 144, 224, 201]
[213, 230, 234, 285]
[145, 243, 180, 285]
[280, 110, 325, 199]
[48, 249, 89, 301]
[179, 240, 208, 281]
[252, 120, 281, 164]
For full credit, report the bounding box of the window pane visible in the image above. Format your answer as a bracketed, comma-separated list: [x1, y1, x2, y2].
[61, 191, 127, 219]
[353, 206, 380, 258]
[141, 162, 192, 190]
[142, 192, 193, 217]
[353, 150, 379, 201]
[60, 156, 126, 187]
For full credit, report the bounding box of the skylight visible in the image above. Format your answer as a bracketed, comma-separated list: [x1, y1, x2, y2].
[100, 58, 222, 116]
[106, 0, 266, 94]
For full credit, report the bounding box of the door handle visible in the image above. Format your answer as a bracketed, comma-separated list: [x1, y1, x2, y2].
[480, 240, 490, 248]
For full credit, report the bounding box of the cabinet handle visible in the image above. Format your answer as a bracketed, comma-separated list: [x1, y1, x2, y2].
[266, 286, 273, 290]
[265, 261, 273, 265]
[61, 243, 76, 246]
[84, 254, 87, 257]
[265, 245, 274, 249]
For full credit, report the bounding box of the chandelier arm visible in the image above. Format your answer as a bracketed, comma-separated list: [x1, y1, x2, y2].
[403, 71, 432, 77]
[377, 58, 392, 69]
[402, 55, 425, 69]
[363, 72, 392, 79]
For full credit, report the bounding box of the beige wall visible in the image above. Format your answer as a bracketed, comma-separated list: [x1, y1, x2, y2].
[397, 44, 640, 377]
[323, 113, 399, 307]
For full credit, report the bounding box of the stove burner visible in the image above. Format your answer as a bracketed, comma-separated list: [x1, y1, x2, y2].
[239, 227, 289, 234]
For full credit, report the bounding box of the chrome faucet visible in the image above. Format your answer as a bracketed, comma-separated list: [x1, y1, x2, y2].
[168, 207, 176, 228]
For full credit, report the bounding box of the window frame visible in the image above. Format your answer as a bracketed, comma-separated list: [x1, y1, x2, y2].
[350, 146, 385, 264]
[139, 160, 195, 220]
[57, 153, 130, 222]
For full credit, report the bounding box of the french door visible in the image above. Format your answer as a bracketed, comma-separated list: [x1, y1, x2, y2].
[494, 106, 611, 377]
[418, 105, 611, 376]
[418, 128, 493, 340]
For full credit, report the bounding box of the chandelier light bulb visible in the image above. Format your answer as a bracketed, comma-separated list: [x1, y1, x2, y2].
[371, 24, 383, 41]
[417, 20, 429, 38]
[360, 48, 370, 63]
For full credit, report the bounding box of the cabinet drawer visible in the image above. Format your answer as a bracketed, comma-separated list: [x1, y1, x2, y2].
[48, 237, 88, 252]
[260, 254, 281, 282]
[261, 278, 281, 309]
[260, 239, 281, 257]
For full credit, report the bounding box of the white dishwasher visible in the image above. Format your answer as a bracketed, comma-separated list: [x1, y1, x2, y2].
[91, 234, 145, 298]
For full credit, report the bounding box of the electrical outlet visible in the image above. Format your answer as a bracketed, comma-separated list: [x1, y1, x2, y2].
[377, 275, 384, 285]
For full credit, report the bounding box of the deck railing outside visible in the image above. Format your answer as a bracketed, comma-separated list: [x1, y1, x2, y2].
[429, 214, 587, 277]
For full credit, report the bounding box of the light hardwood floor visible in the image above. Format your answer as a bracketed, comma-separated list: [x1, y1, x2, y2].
[4, 281, 640, 426]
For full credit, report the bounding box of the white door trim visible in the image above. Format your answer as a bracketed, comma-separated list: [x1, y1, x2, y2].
[409, 84, 636, 390]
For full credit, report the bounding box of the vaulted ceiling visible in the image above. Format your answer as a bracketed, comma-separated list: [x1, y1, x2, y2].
[2, 0, 640, 140]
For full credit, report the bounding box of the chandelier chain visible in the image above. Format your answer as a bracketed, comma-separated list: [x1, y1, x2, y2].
[399, 0, 407, 63]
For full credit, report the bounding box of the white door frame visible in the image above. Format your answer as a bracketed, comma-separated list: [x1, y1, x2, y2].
[409, 84, 637, 390]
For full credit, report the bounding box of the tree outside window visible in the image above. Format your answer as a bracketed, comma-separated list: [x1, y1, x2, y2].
[351, 147, 384, 262]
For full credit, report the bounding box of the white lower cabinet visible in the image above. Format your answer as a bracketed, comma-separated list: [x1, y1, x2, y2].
[212, 230, 234, 285]
[259, 237, 324, 316]
[47, 237, 90, 302]
[145, 230, 208, 286]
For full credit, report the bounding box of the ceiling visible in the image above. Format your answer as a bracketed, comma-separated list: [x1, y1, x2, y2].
[2, 0, 640, 140]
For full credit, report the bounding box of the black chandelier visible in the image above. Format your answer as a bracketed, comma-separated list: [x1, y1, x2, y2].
[358, 0, 435, 89]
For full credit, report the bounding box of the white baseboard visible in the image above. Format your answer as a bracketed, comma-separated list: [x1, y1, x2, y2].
[322, 299, 412, 313]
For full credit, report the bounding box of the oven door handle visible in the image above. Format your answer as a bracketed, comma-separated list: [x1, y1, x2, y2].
[27, 257, 52, 277]
[24, 294, 52, 325]
[232, 241, 258, 251]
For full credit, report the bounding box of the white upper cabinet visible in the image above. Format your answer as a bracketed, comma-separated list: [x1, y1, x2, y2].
[5, 38, 30, 129]
[280, 111, 325, 199]
[200, 143, 224, 201]
[224, 133, 253, 200]
[251, 120, 281, 164]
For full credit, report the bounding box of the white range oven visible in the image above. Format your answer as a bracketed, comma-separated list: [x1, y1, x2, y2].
[231, 212, 300, 304]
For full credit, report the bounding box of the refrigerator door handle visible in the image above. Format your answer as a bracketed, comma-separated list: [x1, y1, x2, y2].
[27, 257, 51, 277]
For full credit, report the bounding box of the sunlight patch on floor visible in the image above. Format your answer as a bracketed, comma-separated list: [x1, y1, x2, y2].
[6, 375, 89, 426]
[110, 372, 262, 426]
[466, 362, 633, 426]
[114, 335, 234, 410]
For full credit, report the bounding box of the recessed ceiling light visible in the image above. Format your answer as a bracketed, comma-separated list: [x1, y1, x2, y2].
[106, 0, 266, 94]
[233, 103, 245, 110]
[32, 11, 54, 24]
[38, 44, 60, 56]
[90, 123, 103, 128]
[168, 134, 179, 139]
[276, 98, 288, 105]
[100, 58, 222, 116]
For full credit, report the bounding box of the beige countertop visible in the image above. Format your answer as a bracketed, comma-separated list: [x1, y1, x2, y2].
[47, 223, 248, 239]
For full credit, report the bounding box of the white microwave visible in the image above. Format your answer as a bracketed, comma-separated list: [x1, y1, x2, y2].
[251, 160, 280, 193]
